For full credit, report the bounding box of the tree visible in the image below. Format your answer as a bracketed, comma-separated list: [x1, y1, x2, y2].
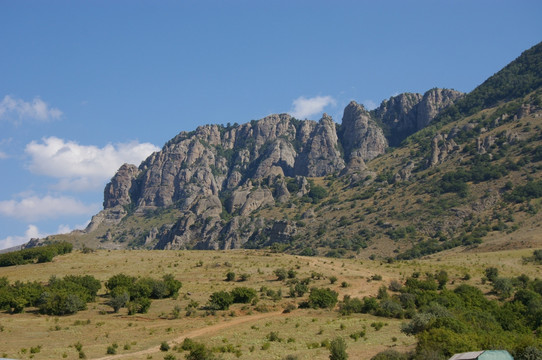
[225, 271, 236, 282]
[230, 287, 257, 303]
[274, 268, 288, 281]
[309, 288, 338, 309]
[485, 267, 499, 282]
[436, 270, 449, 290]
[493, 277, 514, 298]
[108, 288, 130, 313]
[329, 337, 348, 360]
[208, 291, 233, 310]
[370, 350, 408, 360]
[185, 342, 216, 360]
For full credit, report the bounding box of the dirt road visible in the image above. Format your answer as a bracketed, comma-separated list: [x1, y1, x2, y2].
[93, 311, 284, 360]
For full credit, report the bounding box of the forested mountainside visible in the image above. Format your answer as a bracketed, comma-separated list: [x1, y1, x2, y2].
[43, 41, 542, 259]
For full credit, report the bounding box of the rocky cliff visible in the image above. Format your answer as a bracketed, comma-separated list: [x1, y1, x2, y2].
[374, 88, 464, 146]
[85, 88, 463, 250]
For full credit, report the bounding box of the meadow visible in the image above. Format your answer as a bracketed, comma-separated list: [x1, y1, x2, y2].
[0, 246, 540, 360]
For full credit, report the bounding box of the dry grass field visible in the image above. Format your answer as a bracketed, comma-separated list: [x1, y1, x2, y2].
[0, 246, 540, 360]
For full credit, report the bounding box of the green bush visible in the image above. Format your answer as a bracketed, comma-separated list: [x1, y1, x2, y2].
[0, 241, 72, 267]
[329, 337, 348, 360]
[225, 271, 235, 282]
[370, 350, 409, 360]
[274, 268, 288, 281]
[160, 341, 170, 352]
[208, 291, 233, 310]
[230, 287, 257, 304]
[308, 288, 338, 309]
[185, 342, 216, 360]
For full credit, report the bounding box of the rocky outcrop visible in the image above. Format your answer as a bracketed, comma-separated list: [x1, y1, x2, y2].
[374, 89, 464, 146]
[103, 164, 140, 208]
[339, 101, 388, 164]
[295, 114, 346, 176]
[87, 88, 464, 250]
[429, 133, 460, 167]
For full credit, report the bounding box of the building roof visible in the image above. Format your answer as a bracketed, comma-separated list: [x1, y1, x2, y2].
[449, 350, 513, 360]
[449, 351, 484, 360]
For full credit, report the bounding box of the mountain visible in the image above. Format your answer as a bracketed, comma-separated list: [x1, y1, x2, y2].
[43, 42, 542, 259]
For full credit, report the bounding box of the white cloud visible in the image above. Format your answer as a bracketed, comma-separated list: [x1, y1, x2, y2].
[0, 195, 100, 222]
[0, 95, 62, 122]
[0, 151, 7, 159]
[362, 100, 378, 110]
[289, 95, 336, 119]
[25, 137, 159, 191]
[0, 223, 88, 250]
[0, 225, 44, 250]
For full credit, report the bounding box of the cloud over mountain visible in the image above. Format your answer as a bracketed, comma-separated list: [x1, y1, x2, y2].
[25, 137, 159, 191]
[290, 95, 336, 119]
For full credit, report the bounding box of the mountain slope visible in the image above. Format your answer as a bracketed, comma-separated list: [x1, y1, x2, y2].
[43, 42, 542, 259]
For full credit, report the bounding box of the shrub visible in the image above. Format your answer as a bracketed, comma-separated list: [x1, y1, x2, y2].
[185, 342, 216, 360]
[230, 287, 257, 304]
[309, 185, 328, 202]
[107, 289, 130, 313]
[485, 267, 499, 282]
[208, 291, 233, 310]
[0, 241, 72, 267]
[274, 268, 288, 281]
[308, 288, 338, 309]
[267, 331, 282, 342]
[388, 280, 403, 292]
[225, 271, 236, 282]
[160, 341, 170, 352]
[288, 269, 297, 279]
[339, 296, 364, 315]
[105, 273, 136, 292]
[291, 282, 308, 297]
[370, 350, 409, 360]
[329, 337, 348, 360]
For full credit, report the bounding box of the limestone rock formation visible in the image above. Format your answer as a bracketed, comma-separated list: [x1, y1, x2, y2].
[85, 88, 465, 250]
[103, 164, 140, 208]
[374, 88, 464, 146]
[339, 101, 388, 163]
[429, 133, 460, 167]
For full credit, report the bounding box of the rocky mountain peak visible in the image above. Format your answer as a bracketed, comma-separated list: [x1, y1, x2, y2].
[90, 88, 466, 251]
[339, 100, 388, 162]
[374, 88, 464, 146]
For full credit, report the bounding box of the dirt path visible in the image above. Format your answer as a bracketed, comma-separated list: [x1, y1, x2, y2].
[93, 311, 284, 360]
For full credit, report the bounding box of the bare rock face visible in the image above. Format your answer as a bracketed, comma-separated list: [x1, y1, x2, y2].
[374, 89, 463, 146]
[416, 89, 464, 129]
[97, 112, 352, 250]
[295, 114, 346, 176]
[393, 162, 415, 183]
[339, 101, 388, 162]
[374, 93, 423, 143]
[430, 133, 459, 167]
[85, 206, 128, 233]
[91, 89, 462, 251]
[103, 164, 140, 208]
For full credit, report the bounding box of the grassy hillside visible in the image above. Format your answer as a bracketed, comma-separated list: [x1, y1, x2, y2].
[1, 247, 541, 359]
[46, 89, 542, 259]
[43, 43, 542, 260]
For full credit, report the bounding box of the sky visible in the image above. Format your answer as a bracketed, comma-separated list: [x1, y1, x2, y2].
[0, 0, 541, 250]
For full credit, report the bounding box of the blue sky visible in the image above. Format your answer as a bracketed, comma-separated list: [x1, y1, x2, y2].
[1, 0, 541, 249]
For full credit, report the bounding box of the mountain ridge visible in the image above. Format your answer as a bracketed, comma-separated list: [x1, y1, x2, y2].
[40, 42, 542, 258]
